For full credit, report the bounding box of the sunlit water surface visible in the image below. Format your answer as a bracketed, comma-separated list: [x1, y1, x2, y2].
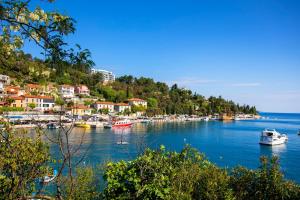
[48, 112, 300, 183]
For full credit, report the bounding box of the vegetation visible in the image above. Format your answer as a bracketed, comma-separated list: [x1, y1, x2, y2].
[0, 106, 24, 113]
[103, 145, 300, 200]
[2, 128, 299, 200]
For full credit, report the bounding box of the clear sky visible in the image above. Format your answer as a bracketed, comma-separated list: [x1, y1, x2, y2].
[26, 0, 300, 113]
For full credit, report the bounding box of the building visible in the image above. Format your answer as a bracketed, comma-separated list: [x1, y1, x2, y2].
[91, 68, 115, 83]
[94, 101, 115, 113]
[114, 103, 131, 113]
[0, 82, 4, 97]
[70, 105, 92, 116]
[75, 85, 90, 96]
[58, 85, 75, 99]
[10, 96, 25, 108]
[4, 86, 20, 97]
[0, 74, 10, 85]
[24, 95, 55, 111]
[128, 98, 147, 108]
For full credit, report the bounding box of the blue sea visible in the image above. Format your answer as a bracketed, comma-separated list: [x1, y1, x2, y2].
[50, 112, 300, 183]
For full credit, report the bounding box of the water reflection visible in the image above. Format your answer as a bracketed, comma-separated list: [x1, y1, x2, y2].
[259, 144, 287, 157]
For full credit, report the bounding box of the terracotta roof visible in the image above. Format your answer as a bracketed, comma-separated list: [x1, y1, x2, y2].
[128, 98, 146, 102]
[5, 86, 20, 92]
[95, 101, 114, 105]
[24, 94, 53, 99]
[60, 84, 74, 88]
[115, 103, 130, 106]
[72, 105, 90, 109]
[11, 96, 25, 100]
[26, 83, 41, 88]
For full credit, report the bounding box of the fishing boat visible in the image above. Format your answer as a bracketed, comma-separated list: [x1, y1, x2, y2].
[259, 129, 288, 145]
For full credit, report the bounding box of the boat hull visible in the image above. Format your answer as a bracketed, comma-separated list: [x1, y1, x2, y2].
[259, 137, 288, 145]
[113, 123, 133, 128]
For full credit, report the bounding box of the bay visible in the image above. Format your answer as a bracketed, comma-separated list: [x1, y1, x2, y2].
[49, 112, 300, 183]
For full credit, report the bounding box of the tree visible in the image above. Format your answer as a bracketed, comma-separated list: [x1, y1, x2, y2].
[27, 102, 36, 110]
[0, 123, 50, 199]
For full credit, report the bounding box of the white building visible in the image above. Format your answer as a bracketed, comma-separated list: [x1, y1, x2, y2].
[91, 68, 115, 83]
[94, 101, 115, 113]
[0, 74, 10, 85]
[128, 98, 147, 108]
[114, 103, 131, 113]
[0, 82, 4, 96]
[59, 85, 75, 99]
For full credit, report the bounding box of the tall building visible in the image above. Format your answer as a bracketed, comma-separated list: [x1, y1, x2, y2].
[91, 68, 115, 83]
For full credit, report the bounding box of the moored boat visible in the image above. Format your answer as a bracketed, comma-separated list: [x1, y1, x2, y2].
[74, 122, 91, 129]
[46, 122, 59, 129]
[112, 119, 133, 128]
[41, 169, 57, 184]
[259, 129, 288, 145]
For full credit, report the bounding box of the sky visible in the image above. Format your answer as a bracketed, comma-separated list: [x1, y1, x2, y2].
[25, 0, 300, 113]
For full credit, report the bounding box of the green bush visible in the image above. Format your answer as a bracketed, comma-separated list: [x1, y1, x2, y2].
[103, 146, 300, 200]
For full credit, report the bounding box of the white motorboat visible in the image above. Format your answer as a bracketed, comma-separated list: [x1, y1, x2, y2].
[259, 129, 288, 145]
[41, 169, 57, 184]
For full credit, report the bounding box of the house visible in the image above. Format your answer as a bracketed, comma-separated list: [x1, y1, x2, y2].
[0, 74, 10, 85]
[75, 85, 90, 96]
[94, 101, 114, 113]
[38, 96, 55, 111]
[4, 86, 20, 96]
[9, 96, 25, 108]
[70, 105, 92, 116]
[59, 85, 75, 99]
[114, 103, 131, 113]
[128, 98, 147, 108]
[25, 83, 42, 94]
[24, 95, 55, 111]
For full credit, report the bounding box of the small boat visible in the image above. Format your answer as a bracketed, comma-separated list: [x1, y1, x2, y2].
[112, 119, 133, 128]
[41, 170, 57, 184]
[75, 122, 91, 129]
[298, 129, 300, 135]
[46, 123, 59, 129]
[203, 117, 209, 122]
[259, 129, 288, 145]
[103, 123, 112, 129]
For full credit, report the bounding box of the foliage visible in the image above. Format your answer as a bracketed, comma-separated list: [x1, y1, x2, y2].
[0, 106, 24, 112]
[62, 166, 101, 200]
[0, 124, 50, 199]
[27, 102, 36, 110]
[103, 146, 300, 200]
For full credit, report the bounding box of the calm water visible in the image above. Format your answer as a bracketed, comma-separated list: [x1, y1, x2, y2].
[50, 112, 300, 183]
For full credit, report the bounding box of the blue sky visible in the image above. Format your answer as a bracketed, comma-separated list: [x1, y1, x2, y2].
[26, 0, 300, 113]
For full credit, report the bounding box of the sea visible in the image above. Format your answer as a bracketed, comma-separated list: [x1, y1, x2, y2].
[49, 112, 300, 183]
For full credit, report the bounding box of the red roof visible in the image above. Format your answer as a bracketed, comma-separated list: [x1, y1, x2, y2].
[26, 83, 41, 88]
[115, 103, 129, 106]
[11, 96, 25, 100]
[60, 84, 74, 88]
[24, 94, 53, 99]
[95, 101, 114, 105]
[72, 105, 90, 109]
[128, 98, 146, 102]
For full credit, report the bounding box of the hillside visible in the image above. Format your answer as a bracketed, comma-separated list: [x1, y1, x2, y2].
[0, 51, 257, 116]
